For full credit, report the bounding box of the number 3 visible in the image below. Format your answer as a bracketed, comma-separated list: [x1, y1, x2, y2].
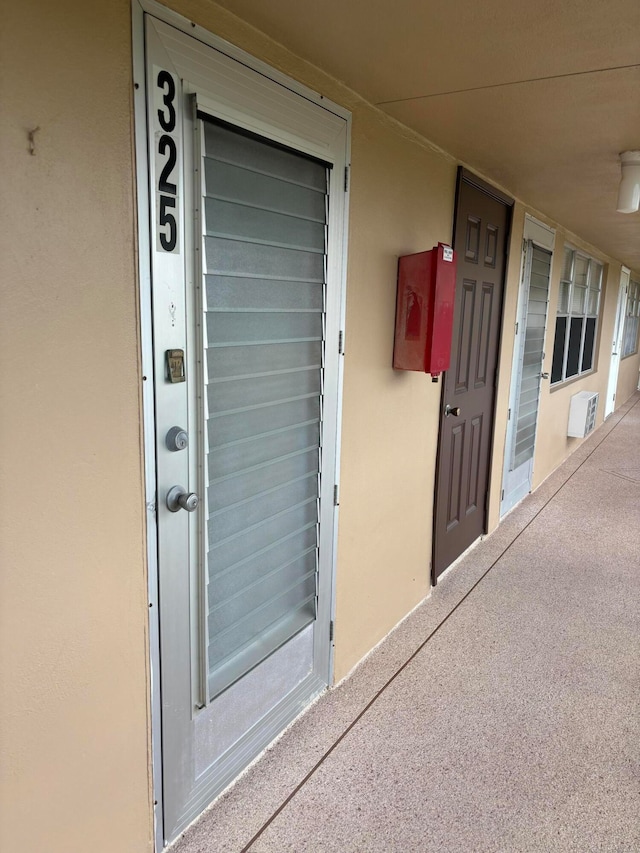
[157, 70, 176, 132]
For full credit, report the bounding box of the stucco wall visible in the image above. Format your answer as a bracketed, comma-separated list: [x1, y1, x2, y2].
[0, 2, 152, 851]
[334, 113, 456, 677]
[2, 1, 639, 851]
[617, 347, 640, 404]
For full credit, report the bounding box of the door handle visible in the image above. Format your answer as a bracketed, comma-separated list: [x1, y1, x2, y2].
[444, 404, 461, 417]
[541, 372, 549, 379]
[166, 485, 199, 513]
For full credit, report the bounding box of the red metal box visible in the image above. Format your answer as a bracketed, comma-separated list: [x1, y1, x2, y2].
[393, 242, 457, 378]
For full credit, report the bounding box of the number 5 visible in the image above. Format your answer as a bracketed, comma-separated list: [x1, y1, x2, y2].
[159, 195, 177, 252]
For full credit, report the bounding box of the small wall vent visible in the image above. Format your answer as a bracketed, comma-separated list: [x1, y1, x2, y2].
[567, 391, 599, 438]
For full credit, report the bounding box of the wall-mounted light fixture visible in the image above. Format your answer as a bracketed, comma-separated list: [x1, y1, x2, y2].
[616, 151, 640, 213]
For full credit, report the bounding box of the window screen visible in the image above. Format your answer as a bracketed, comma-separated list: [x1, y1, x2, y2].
[550, 247, 602, 384]
[200, 117, 329, 700]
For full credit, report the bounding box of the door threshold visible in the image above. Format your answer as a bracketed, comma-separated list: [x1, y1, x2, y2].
[435, 534, 484, 585]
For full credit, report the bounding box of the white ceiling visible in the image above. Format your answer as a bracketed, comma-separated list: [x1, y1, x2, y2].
[215, 0, 640, 272]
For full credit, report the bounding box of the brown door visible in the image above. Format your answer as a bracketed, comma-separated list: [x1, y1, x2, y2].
[432, 170, 512, 582]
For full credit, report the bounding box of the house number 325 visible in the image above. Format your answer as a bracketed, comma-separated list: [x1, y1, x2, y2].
[155, 69, 179, 253]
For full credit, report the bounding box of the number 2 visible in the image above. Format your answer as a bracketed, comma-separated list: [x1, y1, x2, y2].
[158, 135, 177, 194]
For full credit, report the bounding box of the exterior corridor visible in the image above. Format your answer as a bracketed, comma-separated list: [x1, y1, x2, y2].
[173, 392, 640, 853]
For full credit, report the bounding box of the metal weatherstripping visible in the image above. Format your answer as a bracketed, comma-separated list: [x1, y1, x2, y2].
[200, 117, 329, 700]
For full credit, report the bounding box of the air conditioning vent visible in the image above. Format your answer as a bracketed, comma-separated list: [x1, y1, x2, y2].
[567, 391, 599, 438]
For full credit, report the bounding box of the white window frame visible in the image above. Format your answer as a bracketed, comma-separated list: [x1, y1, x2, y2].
[551, 246, 603, 385]
[621, 277, 640, 358]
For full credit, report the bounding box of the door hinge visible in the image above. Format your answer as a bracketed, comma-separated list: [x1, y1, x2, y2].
[334, 484, 339, 506]
[507, 408, 511, 420]
[338, 330, 344, 354]
[344, 165, 350, 192]
[329, 620, 334, 642]
[515, 321, 519, 335]
[501, 489, 505, 501]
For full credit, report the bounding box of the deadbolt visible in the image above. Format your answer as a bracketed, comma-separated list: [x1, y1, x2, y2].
[166, 486, 199, 513]
[166, 426, 188, 452]
[444, 404, 461, 417]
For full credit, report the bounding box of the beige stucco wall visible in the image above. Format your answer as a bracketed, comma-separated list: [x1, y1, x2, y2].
[2, 1, 639, 851]
[334, 116, 456, 678]
[0, 2, 152, 851]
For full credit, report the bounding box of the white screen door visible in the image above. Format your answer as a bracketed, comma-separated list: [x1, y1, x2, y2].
[501, 217, 554, 516]
[604, 267, 630, 418]
[141, 12, 349, 844]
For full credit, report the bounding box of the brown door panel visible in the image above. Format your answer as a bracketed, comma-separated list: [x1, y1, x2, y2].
[433, 173, 512, 581]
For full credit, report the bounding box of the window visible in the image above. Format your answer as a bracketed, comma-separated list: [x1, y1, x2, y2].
[621, 278, 640, 358]
[551, 247, 603, 384]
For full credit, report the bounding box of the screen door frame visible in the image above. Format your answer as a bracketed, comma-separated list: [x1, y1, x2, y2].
[132, 2, 351, 847]
[501, 214, 554, 517]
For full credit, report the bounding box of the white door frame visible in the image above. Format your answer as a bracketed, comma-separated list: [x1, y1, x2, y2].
[132, 2, 350, 847]
[604, 266, 630, 418]
[501, 214, 555, 517]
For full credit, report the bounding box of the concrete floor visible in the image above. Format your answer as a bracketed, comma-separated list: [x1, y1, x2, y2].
[173, 392, 640, 853]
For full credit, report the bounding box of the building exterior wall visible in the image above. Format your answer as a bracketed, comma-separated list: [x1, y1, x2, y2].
[331, 112, 457, 677]
[1, 1, 639, 851]
[0, 2, 152, 852]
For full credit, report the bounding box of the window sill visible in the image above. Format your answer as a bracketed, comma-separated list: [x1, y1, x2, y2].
[549, 367, 597, 393]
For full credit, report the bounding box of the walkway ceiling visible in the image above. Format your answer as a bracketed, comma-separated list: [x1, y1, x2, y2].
[214, 0, 640, 272]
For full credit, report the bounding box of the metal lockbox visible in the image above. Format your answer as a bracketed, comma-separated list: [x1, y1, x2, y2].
[393, 242, 457, 378]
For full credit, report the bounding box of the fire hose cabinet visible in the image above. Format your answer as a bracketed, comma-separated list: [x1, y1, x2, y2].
[393, 242, 457, 378]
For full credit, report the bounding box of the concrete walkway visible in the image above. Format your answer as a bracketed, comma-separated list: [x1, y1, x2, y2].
[174, 392, 640, 853]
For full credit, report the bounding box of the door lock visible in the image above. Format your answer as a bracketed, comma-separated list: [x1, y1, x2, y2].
[166, 426, 188, 452]
[444, 404, 461, 417]
[166, 486, 199, 513]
